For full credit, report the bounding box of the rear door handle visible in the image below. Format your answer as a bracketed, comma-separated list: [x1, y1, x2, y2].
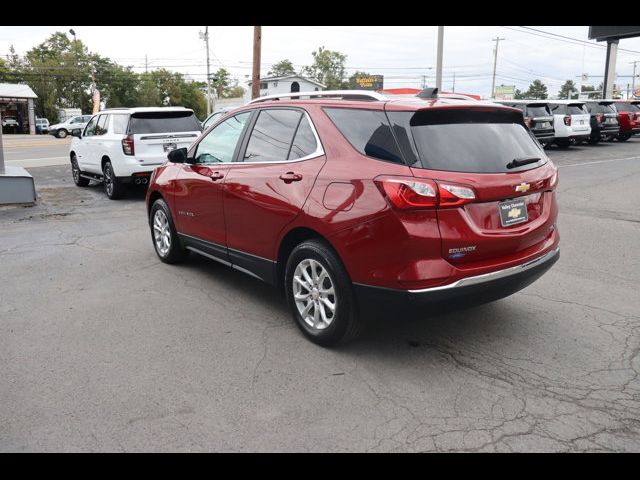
[209, 171, 224, 181]
[279, 172, 303, 183]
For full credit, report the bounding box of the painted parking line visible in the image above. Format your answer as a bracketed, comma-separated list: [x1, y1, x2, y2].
[558, 156, 640, 168]
[5, 156, 69, 168]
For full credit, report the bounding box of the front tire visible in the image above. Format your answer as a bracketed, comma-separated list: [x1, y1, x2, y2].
[71, 154, 89, 187]
[102, 160, 125, 200]
[150, 199, 187, 264]
[285, 239, 362, 346]
[57, 129, 68, 138]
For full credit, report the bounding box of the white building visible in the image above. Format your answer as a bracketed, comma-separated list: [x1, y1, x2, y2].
[0, 83, 37, 135]
[244, 75, 326, 102]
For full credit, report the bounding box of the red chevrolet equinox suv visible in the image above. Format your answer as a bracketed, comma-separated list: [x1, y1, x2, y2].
[146, 89, 560, 346]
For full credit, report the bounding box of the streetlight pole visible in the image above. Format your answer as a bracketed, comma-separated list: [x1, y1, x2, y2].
[435, 26, 444, 91]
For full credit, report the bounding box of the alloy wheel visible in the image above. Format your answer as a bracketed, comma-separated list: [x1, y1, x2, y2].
[293, 258, 337, 330]
[153, 209, 171, 257]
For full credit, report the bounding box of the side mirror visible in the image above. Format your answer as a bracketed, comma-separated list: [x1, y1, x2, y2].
[167, 147, 189, 164]
[71, 129, 82, 138]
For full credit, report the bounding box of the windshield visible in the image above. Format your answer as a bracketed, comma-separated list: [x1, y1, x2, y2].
[129, 111, 202, 134]
[388, 109, 545, 174]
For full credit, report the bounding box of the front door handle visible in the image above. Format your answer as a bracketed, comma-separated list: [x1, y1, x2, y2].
[209, 171, 224, 181]
[279, 172, 303, 183]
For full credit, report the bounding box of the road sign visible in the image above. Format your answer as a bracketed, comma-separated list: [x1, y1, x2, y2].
[495, 85, 516, 100]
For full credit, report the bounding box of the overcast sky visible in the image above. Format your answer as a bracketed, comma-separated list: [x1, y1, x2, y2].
[2, 26, 640, 98]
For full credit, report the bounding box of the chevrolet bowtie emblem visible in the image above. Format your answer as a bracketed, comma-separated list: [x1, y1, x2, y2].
[508, 207, 522, 219]
[515, 183, 530, 193]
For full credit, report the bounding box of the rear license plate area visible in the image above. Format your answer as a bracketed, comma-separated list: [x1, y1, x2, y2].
[163, 143, 177, 152]
[499, 198, 528, 227]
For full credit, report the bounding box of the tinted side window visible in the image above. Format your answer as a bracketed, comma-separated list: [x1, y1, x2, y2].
[288, 115, 318, 160]
[112, 115, 129, 134]
[244, 109, 302, 162]
[96, 114, 109, 135]
[324, 108, 404, 164]
[83, 116, 99, 137]
[194, 111, 251, 164]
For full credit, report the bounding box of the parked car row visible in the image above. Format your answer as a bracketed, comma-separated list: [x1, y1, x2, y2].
[496, 99, 640, 147]
[67, 89, 562, 346]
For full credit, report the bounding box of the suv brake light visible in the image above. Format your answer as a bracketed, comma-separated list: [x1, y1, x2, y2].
[629, 112, 635, 121]
[563, 115, 571, 126]
[122, 135, 135, 156]
[596, 113, 604, 123]
[524, 116, 533, 128]
[374, 177, 476, 210]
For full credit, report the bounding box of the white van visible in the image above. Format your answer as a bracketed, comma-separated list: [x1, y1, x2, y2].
[547, 100, 591, 147]
[69, 107, 203, 199]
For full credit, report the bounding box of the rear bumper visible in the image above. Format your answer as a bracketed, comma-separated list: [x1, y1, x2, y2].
[353, 247, 559, 312]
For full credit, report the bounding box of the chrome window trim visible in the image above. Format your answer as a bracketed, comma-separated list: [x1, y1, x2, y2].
[239, 110, 325, 165]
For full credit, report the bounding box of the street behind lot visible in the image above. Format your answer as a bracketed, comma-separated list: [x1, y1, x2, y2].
[1, 137, 640, 452]
[1, 134, 71, 168]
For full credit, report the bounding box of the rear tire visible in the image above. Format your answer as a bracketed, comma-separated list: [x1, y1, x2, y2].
[71, 154, 89, 187]
[555, 138, 571, 148]
[588, 137, 599, 145]
[617, 133, 631, 142]
[103, 160, 125, 200]
[285, 239, 362, 347]
[149, 199, 187, 264]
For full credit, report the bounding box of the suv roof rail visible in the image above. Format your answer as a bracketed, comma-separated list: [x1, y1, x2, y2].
[247, 90, 388, 104]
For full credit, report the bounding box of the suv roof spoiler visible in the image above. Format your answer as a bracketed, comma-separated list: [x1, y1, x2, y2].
[247, 90, 387, 104]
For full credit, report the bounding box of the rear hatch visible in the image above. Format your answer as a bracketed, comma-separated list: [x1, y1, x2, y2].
[387, 107, 557, 266]
[596, 102, 619, 128]
[128, 110, 202, 165]
[567, 103, 591, 133]
[524, 104, 553, 136]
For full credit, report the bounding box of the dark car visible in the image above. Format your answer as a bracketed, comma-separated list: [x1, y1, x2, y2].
[584, 101, 620, 144]
[495, 101, 555, 147]
[146, 90, 559, 346]
[611, 100, 640, 141]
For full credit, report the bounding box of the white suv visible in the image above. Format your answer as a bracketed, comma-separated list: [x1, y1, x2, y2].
[69, 107, 203, 199]
[547, 100, 592, 148]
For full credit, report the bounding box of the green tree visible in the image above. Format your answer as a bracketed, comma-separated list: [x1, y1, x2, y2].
[268, 59, 296, 77]
[211, 68, 231, 99]
[558, 80, 578, 99]
[348, 71, 372, 89]
[302, 47, 347, 89]
[514, 88, 526, 99]
[0, 58, 9, 82]
[224, 84, 245, 98]
[524, 79, 548, 99]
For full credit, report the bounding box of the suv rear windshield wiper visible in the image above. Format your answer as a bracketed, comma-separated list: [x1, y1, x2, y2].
[506, 157, 541, 169]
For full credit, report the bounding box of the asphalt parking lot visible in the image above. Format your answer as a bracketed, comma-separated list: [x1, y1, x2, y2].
[1, 135, 640, 452]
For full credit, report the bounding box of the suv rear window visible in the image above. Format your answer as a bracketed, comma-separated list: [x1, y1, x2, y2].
[387, 109, 545, 173]
[615, 102, 640, 112]
[324, 108, 404, 164]
[568, 104, 588, 115]
[525, 105, 550, 117]
[587, 102, 616, 114]
[129, 111, 202, 134]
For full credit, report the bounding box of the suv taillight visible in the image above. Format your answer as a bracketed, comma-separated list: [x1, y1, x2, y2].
[628, 112, 635, 122]
[596, 113, 604, 123]
[563, 115, 571, 126]
[122, 135, 135, 156]
[524, 116, 533, 128]
[374, 177, 476, 210]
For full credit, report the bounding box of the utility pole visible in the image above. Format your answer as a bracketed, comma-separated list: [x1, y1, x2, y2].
[491, 37, 505, 99]
[452, 71, 456, 93]
[199, 27, 212, 115]
[435, 26, 444, 91]
[632, 60, 638, 97]
[0, 111, 5, 175]
[145, 54, 148, 73]
[252, 26, 262, 100]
